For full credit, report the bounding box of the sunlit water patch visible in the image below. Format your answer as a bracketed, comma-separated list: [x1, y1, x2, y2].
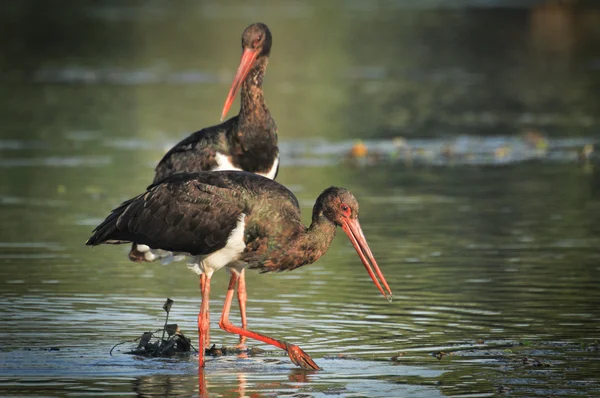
[0, 156, 112, 168]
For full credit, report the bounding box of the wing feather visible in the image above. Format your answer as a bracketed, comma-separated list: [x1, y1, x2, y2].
[153, 119, 237, 183]
[87, 174, 246, 256]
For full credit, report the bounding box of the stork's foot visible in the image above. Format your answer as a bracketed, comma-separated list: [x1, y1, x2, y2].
[283, 342, 322, 370]
[235, 335, 247, 349]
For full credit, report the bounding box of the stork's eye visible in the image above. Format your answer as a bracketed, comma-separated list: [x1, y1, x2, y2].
[253, 35, 262, 47]
[340, 203, 351, 217]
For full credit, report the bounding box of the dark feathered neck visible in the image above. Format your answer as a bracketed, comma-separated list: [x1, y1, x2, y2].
[239, 57, 270, 126]
[269, 215, 336, 272]
[246, 200, 338, 272]
[230, 56, 277, 164]
[306, 214, 337, 254]
[284, 203, 338, 270]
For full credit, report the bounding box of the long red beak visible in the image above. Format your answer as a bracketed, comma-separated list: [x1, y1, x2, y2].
[342, 218, 393, 302]
[221, 48, 260, 121]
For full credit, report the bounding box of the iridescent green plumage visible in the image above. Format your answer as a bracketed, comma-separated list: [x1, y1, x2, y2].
[88, 172, 355, 273]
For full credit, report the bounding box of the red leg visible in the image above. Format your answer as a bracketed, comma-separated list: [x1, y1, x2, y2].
[198, 274, 211, 367]
[198, 367, 208, 397]
[236, 268, 248, 347]
[218, 271, 322, 371]
[199, 273, 210, 348]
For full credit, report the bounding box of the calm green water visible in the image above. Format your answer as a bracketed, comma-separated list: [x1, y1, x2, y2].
[1, 1, 600, 397]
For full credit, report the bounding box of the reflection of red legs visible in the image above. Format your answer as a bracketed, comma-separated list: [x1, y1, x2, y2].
[219, 271, 322, 370]
[198, 367, 208, 397]
[199, 274, 210, 348]
[236, 372, 247, 397]
[198, 274, 211, 368]
[236, 268, 248, 347]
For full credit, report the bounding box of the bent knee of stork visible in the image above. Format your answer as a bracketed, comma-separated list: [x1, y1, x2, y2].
[199, 323, 209, 334]
[219, 319, 233, 331]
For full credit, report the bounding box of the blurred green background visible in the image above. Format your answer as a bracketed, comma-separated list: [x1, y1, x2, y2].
[2, 0, 599, 143]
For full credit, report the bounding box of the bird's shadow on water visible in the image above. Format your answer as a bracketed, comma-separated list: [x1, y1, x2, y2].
[129, 355, 445, 397]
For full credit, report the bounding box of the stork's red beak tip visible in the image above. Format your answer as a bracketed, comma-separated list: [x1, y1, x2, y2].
[342, 219, 393, 301]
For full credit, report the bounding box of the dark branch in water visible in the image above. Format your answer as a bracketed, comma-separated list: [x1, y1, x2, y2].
[108, 299, 197, 357]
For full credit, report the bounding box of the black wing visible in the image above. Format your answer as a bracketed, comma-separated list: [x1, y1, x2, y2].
[153, 118, 238, 183]
[87, 172, 246, 256]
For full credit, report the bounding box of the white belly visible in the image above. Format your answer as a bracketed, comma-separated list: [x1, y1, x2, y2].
[187, 214, 246, 277]
[133, 214, 246, 277]
[131, 149, 274, 269]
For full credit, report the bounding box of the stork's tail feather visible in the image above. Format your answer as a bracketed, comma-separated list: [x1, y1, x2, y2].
[85, 189, 186, 266]
[129, 243, 185, 265]
[128, 243, 148, 262]
[85, 195, 141, 246]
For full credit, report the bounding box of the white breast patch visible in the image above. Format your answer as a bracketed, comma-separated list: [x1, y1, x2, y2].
[214, 151, 279, 180]
[214, 152, 242, 172]
[187, 213, 246, 277]
[260, 156, 279, 180]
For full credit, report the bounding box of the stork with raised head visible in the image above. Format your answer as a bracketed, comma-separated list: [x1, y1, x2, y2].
[129, 23, 278, 348]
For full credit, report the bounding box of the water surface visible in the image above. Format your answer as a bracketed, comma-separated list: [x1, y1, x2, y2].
[1, 1, 600, 397]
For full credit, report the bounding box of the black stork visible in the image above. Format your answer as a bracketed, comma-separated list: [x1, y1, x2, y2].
[87, 171, 393, 370]
[128, 23, 278, 348]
